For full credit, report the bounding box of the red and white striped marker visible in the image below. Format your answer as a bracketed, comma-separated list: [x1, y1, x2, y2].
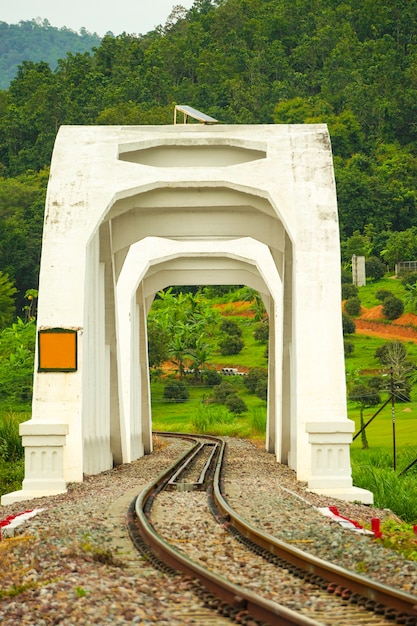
[0, 509, 45, 539]
[317, 506, 375, 536]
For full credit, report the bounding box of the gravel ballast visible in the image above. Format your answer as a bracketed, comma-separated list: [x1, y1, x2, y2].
[0, 436, 416, 625]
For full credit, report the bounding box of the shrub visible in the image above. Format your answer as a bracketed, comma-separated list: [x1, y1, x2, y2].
[0, 319, 36, 403]
[250, 407, 267, 434]
[375, 341, 407, 365]
[400, 271, 417, 287]
[244, 368, 268, 396]
[0, 272, 17, 329]
[351, 454, 417, 523]
[367, 376, 384, 390]
[365, 256, 386, 281]
[349, 383, 381, 407]
[375, 289, 392, 302]
[344, 296, 362, 316]
[219, 319, 242, 336]
[341, 268, 352, 284]
[225, 394, 248, 414]
[255, 378, 268, 401]
[342, 313, 356, 335]
[244, 368, 265, 393]
[203, 368, 222, 386]
[0, 413, 24, 461]
[218, 334, 244, 355]
[344, 340, 354, 357]
[213, 381, 236, 403]
[191, 404, 234, 432]
[382, 295, 404, 320]
[253, 321, 269, 343]
[341, 283, 358, 300]
[163, 380, 189, 403]
[0, 458, 24, 496]
[147, 320, 169, 368]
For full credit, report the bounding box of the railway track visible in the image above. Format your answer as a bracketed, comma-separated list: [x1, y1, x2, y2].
[127, 432, 417, 625]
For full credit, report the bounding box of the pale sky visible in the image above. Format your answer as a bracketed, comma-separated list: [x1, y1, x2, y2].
[0, 0, 195, 37]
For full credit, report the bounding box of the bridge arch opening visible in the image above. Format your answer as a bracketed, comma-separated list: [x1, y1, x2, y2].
[113, 236, 286, 471]
[146, 282, 269, 441]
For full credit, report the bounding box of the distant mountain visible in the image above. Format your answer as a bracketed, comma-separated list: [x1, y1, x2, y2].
[0, 18, 102, 90]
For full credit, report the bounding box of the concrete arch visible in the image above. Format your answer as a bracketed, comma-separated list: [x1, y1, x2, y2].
[103, 184, 289, 284]
[115, 237, 283, 467]
[1, 124, 372, 505]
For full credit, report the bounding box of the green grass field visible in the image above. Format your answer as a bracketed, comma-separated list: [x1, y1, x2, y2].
[151, 377, 266, 439]
[355, 277, 408, 309]
[349, 400, 417, 452]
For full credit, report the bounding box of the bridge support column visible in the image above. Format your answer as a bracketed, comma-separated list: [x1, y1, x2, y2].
[306, 421, 373, 503]
[1, 423, 68, 504]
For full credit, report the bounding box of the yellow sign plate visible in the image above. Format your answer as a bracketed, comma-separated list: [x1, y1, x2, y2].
[38, 329, 77, 371]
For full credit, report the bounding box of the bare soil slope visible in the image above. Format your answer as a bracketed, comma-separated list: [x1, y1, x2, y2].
[355, 306, 417, 343]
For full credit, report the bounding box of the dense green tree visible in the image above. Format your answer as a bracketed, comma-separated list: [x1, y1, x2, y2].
[213, 381, 236, 403]
[0, 271, 16, 328]
[0, 317, 36, 402]
[375, 341, 407, 366]
[365, 256, 386, 281]
[374, 340, 414, 403]
[381, 227, 417, 267]
[163, 379, 189, 402]
[341, 230, 369, 263]
[2, 0, 417, 286]
[0, 170, 47, 315]
[375, 289, 393, 302]
[147, 318, 169, 368]
[218, 334, 245, 356]
[342, 313, 355, 335]
[244, 367, 268, 398]
[148, 288, 219, 377]
[341, 283, 358, 300]
[344, 340, 354, 357]
[382, 295, 404, 320]
[219, 319, 242, 337]
[344, 296, 362, 317]
[253, 321, 269, 343]
[0, 19, 101, 90]
[225, 393, 247, 414]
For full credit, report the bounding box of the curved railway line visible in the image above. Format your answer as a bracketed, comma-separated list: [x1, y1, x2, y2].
[126, 432, 417, 626]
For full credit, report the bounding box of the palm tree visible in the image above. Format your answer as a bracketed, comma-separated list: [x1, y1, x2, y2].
[189, 335, 212, 382]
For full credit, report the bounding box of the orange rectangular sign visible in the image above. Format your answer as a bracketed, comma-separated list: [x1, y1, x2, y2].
[38, 329, 77, 371]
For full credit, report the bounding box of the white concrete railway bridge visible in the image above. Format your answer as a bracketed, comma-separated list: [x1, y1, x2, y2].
[2, 122, 372, 505]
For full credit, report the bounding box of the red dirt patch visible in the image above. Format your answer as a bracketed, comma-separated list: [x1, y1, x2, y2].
[358, 304, 384, 320]
[212, 301, 255, 317]
[354, 307, 417, 343]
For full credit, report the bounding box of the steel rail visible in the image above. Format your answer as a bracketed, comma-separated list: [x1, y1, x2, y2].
[131, 432, 321, 626]
[129, 432, 417, 624]
[211, 439, 417, 620]
[167, 442, 207, 486]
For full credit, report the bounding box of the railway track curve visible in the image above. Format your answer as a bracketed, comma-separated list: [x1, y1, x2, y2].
[127, 432, 417, 625]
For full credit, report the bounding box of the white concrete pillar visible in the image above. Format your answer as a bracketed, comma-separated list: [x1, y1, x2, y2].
[1, 423, 68, 504]
[83, 236, 112, 474]
[352, 255, 366, 287]
[137, 284, 152, 454]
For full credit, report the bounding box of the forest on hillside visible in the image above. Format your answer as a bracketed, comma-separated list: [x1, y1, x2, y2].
[1, 0, 417, 319]
[0, 19, 101, 90]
